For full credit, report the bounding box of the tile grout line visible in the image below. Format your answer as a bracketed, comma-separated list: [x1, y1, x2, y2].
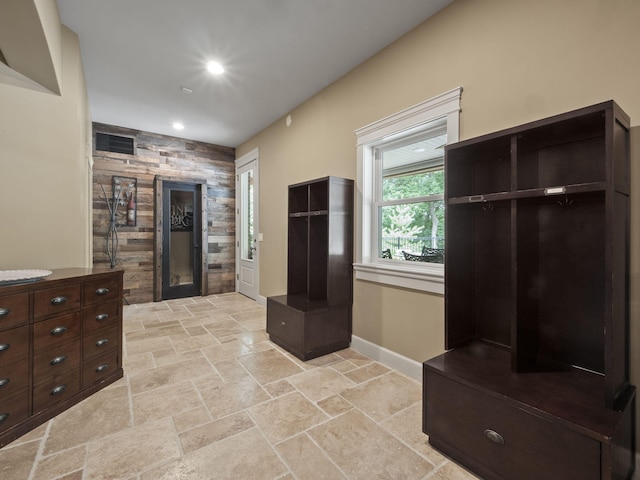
[26, 420, 53, 480]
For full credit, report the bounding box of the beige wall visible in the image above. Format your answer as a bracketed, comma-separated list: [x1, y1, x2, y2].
[0, 22, 91, 270]
[237, 0, 640, 365]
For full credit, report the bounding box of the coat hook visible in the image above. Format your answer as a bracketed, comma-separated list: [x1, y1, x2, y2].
[557, 195, 573, 207]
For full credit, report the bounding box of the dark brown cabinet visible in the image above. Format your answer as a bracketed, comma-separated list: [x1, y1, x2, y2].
[423, 101, 635, 479]
[0, 268, 123, 448]
[267, 176, 354, 360]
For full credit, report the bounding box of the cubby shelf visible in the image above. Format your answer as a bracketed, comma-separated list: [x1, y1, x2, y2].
[424, 101, 635, 480]
[267, 176, 354, 361]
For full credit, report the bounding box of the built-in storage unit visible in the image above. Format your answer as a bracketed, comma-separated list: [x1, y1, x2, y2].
[267, 176, 354, 360]
[0, 268, 123, 448]
[423, 101, 635, 479]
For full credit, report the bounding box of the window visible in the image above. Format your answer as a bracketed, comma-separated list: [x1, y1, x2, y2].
[354, 87, 461, 294]
[375, 124, 446, 262]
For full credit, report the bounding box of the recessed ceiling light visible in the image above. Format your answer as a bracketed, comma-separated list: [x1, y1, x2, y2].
[207, 61, 224, 74]
[172, 122, 185, 130]
[206, 61, 225, 75]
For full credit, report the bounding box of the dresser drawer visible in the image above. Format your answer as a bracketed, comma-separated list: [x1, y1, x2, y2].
[83, 323, 119, 360]
[0, 388, 29, 431]
[33, 341, 80, 379]
[425, 371, 600, 480]
[34, 284, 81, 318]
[83, 302, 119, 334]
[83, 348, 119, 387]
[0, 326, 29, 368]
[33, 312, 81, 349]
[266, 298, 303, 350]
[33, 367, 80, 414]
[84, 275, 120, 306]
[0, 293, 29, 329]
[0, 355, 29, 396]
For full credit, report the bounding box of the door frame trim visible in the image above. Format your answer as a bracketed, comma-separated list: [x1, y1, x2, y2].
[235, 148, 259, 300]
[153, 175, 208, 301]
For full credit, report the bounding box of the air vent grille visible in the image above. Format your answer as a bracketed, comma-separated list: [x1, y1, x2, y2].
[96, 132, 135, 155]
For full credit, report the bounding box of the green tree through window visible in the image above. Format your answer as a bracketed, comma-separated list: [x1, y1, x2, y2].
[382, 169, 444, 250]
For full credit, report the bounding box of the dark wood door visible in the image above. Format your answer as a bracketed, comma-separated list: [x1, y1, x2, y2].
[162, 182, 202, 300]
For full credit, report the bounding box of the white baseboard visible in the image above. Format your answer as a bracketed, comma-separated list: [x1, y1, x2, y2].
[256, 294, 267, 306]
[350, 335, 422, 382]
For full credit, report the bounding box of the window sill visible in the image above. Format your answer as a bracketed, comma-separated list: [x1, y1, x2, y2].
[353, 261, 444, 295]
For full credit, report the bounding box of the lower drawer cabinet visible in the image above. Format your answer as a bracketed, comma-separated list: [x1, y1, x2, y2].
[33, 312, 81, 349]
[33, 367, 81, 414]
[425, 371, 601, 480]
[0, 388, 29, 430]
[0, 326, 29, 368]
[266, 298, 304, 351]
[83, 349, 119, 387]
[33, 341, 81, 378]
[0, 293, 29, 329]
[0, 268, 124, 448]
[83, 302, 119, 334]
[266, 295, 351, 360]
[83, 323, 119, 360]
[0, 357, 29, 396]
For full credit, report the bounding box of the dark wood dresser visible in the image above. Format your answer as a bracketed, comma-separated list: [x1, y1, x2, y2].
[0, 268, 123, 448]
[423, 101, 635, 479]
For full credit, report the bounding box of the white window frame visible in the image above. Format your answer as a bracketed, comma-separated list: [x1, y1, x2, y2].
[354, 87, 462, 294]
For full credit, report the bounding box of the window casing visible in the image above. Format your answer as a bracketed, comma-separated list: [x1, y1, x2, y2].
[354, 87, 462, 294]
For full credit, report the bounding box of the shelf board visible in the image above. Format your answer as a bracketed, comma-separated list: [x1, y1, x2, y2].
[448, 182, 606, 205]
[289, 210, 329, 217]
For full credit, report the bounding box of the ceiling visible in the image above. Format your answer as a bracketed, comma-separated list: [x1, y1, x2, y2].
[56, 0, 453, 148]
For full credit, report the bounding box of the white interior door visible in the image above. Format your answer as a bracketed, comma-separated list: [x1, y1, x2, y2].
[236, 150, 259, 300]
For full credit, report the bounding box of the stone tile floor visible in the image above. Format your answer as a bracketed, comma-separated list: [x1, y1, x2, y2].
[1, 293, 479, 480]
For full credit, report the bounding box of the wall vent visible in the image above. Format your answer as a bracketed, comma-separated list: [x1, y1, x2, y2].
[96, 132, 135, 155]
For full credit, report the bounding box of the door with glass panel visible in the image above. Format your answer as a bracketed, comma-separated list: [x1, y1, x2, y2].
[162, 182, 202, 299]
[236, 155, 258, 300]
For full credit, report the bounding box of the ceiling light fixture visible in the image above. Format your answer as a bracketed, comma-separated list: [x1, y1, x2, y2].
[172, 122, 185, 130]
[206, 61, 225, 75]
[180, 86, 193, 94]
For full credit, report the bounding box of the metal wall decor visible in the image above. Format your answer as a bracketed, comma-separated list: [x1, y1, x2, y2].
[99, 176, 137, 268]
[112, 176, 137, 227]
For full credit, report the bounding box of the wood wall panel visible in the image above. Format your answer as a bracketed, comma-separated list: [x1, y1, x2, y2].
[91, 123, 236, 304]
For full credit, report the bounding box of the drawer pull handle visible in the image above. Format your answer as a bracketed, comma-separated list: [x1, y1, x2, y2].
[96, 339, 109, 347]
[0, 308, 10, 318]
[50, 355, 67, 366]
[50, 384, 67, 396]
[95, 363, 109, 373]
[50, 326, 68, 336]
[0, 378, 9, 388]
[484, 429, 504, 445]
[50, 296, 67, 306]
[95, 287, 110, 296]
[96, 313, 109, 322]
[0, 343, 9, 352]
[0, 413, 9, 424]
[280, 321, 286, 327]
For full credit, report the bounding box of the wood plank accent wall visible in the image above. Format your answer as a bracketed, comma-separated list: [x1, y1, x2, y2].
[91, 123, 236, 304]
